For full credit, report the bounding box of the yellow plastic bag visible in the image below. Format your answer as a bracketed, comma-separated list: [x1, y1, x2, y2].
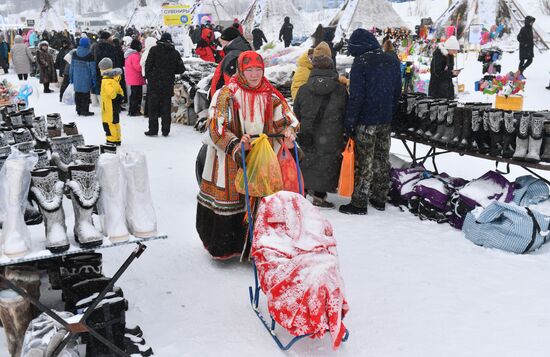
[235, 134, 284, 197]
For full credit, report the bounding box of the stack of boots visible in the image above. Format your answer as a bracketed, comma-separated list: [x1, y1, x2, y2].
[124, 328, 154, 357]
[441, 102, 457, 146]
[393, 95, 407, 133]
[405, 94, 418, 133]
[425, 101, 440, 137]
[451, 105, 465, 147]
[1, 127, 15, 145]
[541, 121, 550, 162]
[489, 109, 504, 157]
[0, 289, 33, 357]
[69, 134, 85, 148]
[415, 99, 432, 137]
[46, 113, 62, 138]
[13, 141, 35, 154]
[0, 130, 7, 147]
[31, 149, 49, 169]
[63, 122, 78, 136]
[121, 152, 158, 237]
[50, 136, 74, 176]
[100, 144, 117, 154]
[12, 128, 34, 144]
[65, 277, 124, 313]
[54, 253, 103, 291]
[1, 156, 35, 258]
[30, 167, 70, 253]
[83, 296, 127, 357]
[470, 107, 483, 152]
[502, 111, 517, 158]
[74, 145, 100, 166]
[525, 112, 546, 162]
[67, 165, 103, 248]
[478, 108, 491, 154]
[0, 145, 11, 169]
[9, 112, 24, 129]
[97, 154, 129, 242]
[431, 101, 448, 142]
[513, 112, 531, 160]
[30, 116, 48, 150]
[4, 266, 41, 317]
[20, 109, 34, 128]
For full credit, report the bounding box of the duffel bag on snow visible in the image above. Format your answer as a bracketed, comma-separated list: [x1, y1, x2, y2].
[463, 200, 550, 254]
[414, 173, 468, 224]
[389, 164, 428, 208]
[512, 175, 549, 207]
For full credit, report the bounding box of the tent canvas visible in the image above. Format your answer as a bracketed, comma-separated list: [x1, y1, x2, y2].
[193, 0, 232, 25]
[328, 0, 408, 40]
[241, 0, 312, 39]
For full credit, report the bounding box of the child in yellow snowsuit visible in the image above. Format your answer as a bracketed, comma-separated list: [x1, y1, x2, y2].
[98, 58, 124, 145]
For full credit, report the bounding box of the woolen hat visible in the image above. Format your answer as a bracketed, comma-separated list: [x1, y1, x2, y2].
[444, 36, 460, 51]
[313, 42, 331, 59]
[98, 57, 113, 71]
[130, 39, 142, 52]
[221, 26, 240, 42]
[79, 37, 90, 48]
[100, 31, 112, 40]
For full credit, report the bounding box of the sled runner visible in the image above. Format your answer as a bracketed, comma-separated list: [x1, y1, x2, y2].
[240, 135, 350, 350]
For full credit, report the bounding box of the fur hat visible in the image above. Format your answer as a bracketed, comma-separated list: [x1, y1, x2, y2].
[130, 39, 142, 52]
[98, 57, 113, 71]
[221, 26, 240, 42]
[160, 32, 172, 43]
[444, 36, 460, 51]
[99, 31, 112, 40]
[313, 42, 332, 59]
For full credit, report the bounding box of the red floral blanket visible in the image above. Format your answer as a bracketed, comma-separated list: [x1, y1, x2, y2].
[251, 191, 349, 349]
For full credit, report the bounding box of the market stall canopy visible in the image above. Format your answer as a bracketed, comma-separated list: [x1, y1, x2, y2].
[328, 0, 408, 41]
[434, 0, 549, 50]
[241, 0, 313, 39]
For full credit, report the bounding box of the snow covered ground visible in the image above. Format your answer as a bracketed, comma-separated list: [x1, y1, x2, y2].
[1, 43, 550, 356]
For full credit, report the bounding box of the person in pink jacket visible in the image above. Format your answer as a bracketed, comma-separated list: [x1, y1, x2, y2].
[124, 39, 146, 116]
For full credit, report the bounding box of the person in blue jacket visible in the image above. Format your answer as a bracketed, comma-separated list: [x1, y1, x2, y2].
[0, 36, 9, 74]
[70, 37, 97, 116]
[339, 28, 402, 215]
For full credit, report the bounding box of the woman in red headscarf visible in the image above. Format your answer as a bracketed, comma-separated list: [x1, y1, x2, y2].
[196, 51, 299, 260]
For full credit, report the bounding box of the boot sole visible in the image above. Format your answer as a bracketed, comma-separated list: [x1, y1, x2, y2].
[110, 235, 130, 243]
[47, 244, 70, 254]
[4, 250, 29, 259]
[78, 239, 104, 249]
[132, 231, 158, 239]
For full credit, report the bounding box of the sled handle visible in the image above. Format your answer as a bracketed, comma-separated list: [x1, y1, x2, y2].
[241, 143, 255, 245]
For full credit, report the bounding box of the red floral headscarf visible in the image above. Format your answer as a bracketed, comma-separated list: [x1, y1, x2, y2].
[227, 51, 291, 123]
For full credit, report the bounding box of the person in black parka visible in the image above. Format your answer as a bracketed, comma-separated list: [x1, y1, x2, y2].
[294, 42, 347, 208]
[144, 33, 186, 137]
[517, 15, 535, 76]
[428, 36, 461, 100]
[279, 17, 294, 48]
[94, 31, 117, 96]
[252, 27, 268, 51]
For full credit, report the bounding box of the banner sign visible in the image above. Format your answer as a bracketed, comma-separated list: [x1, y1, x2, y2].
[197, 13, 213, 26]
[162, 5, 191, 27]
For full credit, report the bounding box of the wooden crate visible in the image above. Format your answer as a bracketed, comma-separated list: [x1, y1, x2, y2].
[495, 95, 523, 111]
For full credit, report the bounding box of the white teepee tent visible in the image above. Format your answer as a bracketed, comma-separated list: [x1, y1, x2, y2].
[328, 0, 408, 40]
[36, 0, 67, 32]
[241, 0, 312, 39]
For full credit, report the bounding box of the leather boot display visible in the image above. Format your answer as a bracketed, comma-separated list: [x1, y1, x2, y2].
[30, 167, 70, 253]
[121, 152, 157, 238]
[67, 165, 103, 248]
[525, 112, 545, 162]
[97, 154, 129, 242]
[502, 111, 517, 159]
[431, 101, 448, 142]
[513, 112, 531, 160]
[415, 98, 432, 137]
[0, 289, 34, 357]
[440, 102, 457, 146]
[46, 113, 62, 138]
[541, 121, 550, 162]
[63, 122, 79, 136]
[488, 109, 504, 157]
